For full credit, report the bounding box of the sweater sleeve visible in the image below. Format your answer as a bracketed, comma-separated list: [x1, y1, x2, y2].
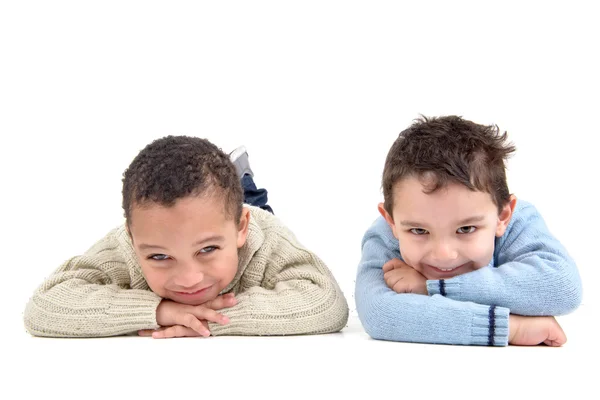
[426, 201, 582, 316]
[23, 227, 162, 337]
[208, 224, 349, 336]
[355, 218, 509, 346]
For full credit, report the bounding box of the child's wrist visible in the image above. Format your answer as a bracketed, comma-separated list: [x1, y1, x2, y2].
[508, 315, 520, 343]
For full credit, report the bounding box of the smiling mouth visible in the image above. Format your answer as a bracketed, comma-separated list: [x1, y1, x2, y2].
[427, 263, 466, 273]
[175, 286, 212, 296]
[437, 267, 459, 272]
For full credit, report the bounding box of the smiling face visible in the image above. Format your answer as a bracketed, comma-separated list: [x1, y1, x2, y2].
[379, 175, 516, 280]
[127, 194, 250, 305]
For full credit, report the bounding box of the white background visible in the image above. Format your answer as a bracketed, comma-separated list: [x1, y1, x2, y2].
[1, 1, 598, 399]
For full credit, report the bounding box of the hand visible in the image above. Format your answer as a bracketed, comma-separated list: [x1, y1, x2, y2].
[382, 258, 428, 295]
[509, 315, 567, 346]
[138, 323, 209, 339]
[138, 293, 237, 339]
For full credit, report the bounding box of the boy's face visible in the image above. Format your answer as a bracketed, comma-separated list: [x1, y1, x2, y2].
[379, 176, 516, 280]
[127, 195, 250, 306]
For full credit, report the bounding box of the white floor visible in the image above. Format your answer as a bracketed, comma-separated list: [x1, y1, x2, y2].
[8, 305, 596, 400]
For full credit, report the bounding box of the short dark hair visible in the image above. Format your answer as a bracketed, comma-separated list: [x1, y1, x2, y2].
[122, 135, 242, 224]
[382, 115, 516, 216]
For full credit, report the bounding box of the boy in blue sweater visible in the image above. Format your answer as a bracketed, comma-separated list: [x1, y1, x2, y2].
[355, 116, 582, 346]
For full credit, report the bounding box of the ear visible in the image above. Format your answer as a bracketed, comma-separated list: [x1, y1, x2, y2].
[378, 202, 399, 239]
[236, 207, 251, 248]
[496, 195, 517, 237]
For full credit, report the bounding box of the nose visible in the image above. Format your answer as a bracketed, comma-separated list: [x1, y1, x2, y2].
[172, 261, 205, 290]
[430, 239, 458, 263]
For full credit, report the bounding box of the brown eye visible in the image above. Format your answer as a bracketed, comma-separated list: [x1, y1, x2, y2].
[457, 226, 476, 234]
[410, 228, 429, 235]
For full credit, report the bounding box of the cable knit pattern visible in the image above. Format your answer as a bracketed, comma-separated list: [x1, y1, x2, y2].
[355, 199, 582, 346]
[24, 206, 349, 337]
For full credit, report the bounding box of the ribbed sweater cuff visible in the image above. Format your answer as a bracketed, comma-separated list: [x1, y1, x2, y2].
[105, 289, 162, 332]
[427, 279, 461, 297]
[470, 304, 509, 346]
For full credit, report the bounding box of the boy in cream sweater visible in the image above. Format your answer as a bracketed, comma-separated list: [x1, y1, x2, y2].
[25, 136, 348, 338]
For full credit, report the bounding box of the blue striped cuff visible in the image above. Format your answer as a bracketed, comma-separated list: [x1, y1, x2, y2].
[471, 305, 509, 346]
[426, 279, 461, 297]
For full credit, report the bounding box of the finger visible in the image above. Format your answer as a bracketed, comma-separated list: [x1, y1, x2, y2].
[392, 277, 408, 294]
[152, 326, 177, 339]
[204, 294, 237, 310]
[382, 260, 399, 273]
[543, 338, 566, 347]
[383, 271, 393, 287]
[141, 326, 172, 338]
[191, 307, 230, 325]
[384, 271, 404, 291]
[383, 258, 409, 272]
[544, 320, 567, 347]
[153, 325, 201, 339]
[181, 313, 211, 337]
[383, 270, 394, 287]
[383, 272, 390, 287]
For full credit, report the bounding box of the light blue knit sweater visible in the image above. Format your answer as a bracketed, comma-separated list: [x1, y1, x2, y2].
[355, 199, 582, 346]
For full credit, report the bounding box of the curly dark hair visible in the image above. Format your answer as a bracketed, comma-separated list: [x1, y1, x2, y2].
[122, 135, 243, 224]
[382, 115, 516, 216]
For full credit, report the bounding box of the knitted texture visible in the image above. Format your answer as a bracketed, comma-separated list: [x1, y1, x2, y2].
[25, 206, 349, 337]
[355, 199, 582, 346]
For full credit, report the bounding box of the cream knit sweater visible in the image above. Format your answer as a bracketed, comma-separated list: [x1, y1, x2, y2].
[24, 206, 349, 337]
